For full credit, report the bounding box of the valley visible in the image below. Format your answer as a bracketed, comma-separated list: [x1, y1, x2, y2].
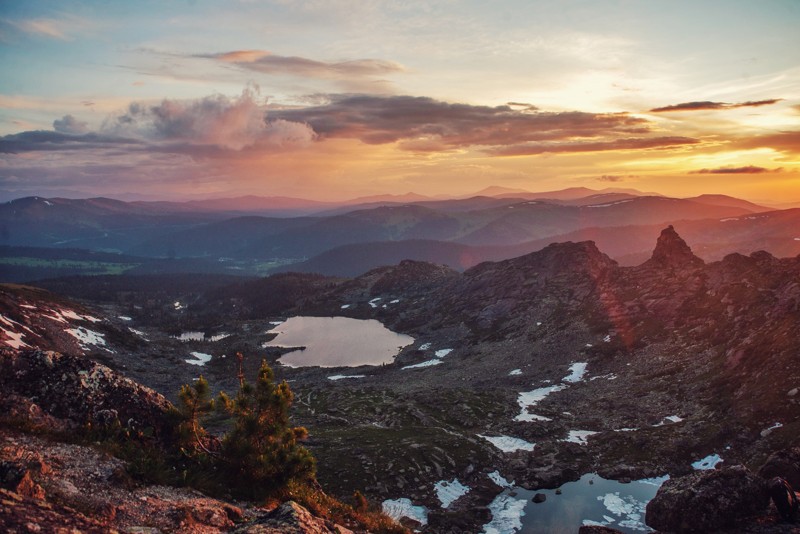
[2, 217, 798, 532]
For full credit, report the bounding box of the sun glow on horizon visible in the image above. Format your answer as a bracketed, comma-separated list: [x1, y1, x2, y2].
[1, 1, 798, 204]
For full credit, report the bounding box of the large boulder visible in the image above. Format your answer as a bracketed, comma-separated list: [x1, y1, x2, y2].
[759, 447, 800, 489]
[645, 465, 769, 532]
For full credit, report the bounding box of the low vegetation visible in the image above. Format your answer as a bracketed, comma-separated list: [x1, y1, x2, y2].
[93, 356, 406, 533]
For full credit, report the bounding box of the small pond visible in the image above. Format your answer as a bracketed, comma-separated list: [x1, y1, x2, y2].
[264, 316, 414, 368]
[486, 473, 665, 533]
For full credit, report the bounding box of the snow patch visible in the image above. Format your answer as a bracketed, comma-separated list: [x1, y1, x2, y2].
[66, 327, 107, 349]
[654, 415, 683, 426]
[483, 493, 528, 534]
[434, 348, 453, 358]
[176, 331, 204, 342]
[509, 369, 522, 376]
[2, 329, 30, 349]
[479, 434, 535, 452]
[1, 315, 32, 349]
[603, 334, 612, 342]
[563, 362, 588, 383]
[586, 199, 634, 208]
[419, 342, 432, 350]
[590, 373, 618, 381]
[340, 304, 350, 309]
[369, 297, 382, 308]
[760, 422, 783, 437]
[118, 316, 132, 321]
[692, 454, 723, 470]
[209, 333, 229, 342]
[382, 498, 428, 526]
[129, 328, 149, 341]
[185, 352, 212, 366]
[434, 479, 470, 508]
[402, 359, 443, 370]
[488, 471, 513, 487]
[327, 374, 366, 381]
[59, 309, 101, 323]
[597, 492, 649, 531]
[563, 430, 598, 445]
[515, 384, 566, 422]
[390, 299, 400, 304]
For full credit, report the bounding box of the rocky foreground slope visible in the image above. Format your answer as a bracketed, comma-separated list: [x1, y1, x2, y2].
[0, 347, 389, 533]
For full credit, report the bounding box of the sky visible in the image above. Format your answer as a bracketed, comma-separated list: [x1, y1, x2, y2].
[1, 0, 799, 204]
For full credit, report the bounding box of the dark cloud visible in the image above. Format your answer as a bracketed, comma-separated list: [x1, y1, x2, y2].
[0, 130, 143, 154]
[270, 94, 650, 150]
[650, 99, 782, 112]
[200, 50, 404, 79]
[598, 174, 624, 182]
[487, 136, 700, 156]
[689, 165, 781, 174]
[53, 114, 89, 135]
[3, 93, 708, 159]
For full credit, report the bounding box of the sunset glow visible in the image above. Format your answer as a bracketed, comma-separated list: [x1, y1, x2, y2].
[1, 1, 799, 203]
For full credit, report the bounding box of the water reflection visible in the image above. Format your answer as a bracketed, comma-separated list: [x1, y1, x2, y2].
[486, 473, 665, 533]
[265, 316, 414, 368]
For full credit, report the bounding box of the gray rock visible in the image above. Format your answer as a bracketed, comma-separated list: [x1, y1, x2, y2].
[645, 465, 768, 533]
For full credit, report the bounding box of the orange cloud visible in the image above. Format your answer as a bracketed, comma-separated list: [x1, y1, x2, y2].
[689, 165, 781, 174]
[649, 99, 782, 112]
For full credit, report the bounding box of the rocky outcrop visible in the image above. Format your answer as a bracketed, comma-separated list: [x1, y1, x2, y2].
[234, 500, 353, 534]
[0, 349, 171, 436]
[645, 465, 769, 532]
[644, 225, 704, 269]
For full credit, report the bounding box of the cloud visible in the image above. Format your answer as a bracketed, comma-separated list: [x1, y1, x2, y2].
[0, 131, 143, 154]
[53, 115, 89, 135]
[1, 89, 315, 156]
[649, 99, 782, 112]
[689, 165, 781, 174]
[196, 50, 404, 91]
[270, 94, 650, 151]
[13, 18, 70, 40]
[6, 16, 93, 41]
[487, 136, 700, 156]
[732, 130, 800, 155]
[598, 174, 624, 182]
[102, 87, 314, 151]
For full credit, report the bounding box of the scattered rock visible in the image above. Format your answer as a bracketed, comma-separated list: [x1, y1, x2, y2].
[645, 465, 769, 533]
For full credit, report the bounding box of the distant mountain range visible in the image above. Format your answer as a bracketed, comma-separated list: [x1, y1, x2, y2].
[3, 187, 797, 282]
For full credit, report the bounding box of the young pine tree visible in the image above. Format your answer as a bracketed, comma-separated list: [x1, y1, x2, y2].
[220, 359, 315, 498]
[174, 375, 215, 454]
